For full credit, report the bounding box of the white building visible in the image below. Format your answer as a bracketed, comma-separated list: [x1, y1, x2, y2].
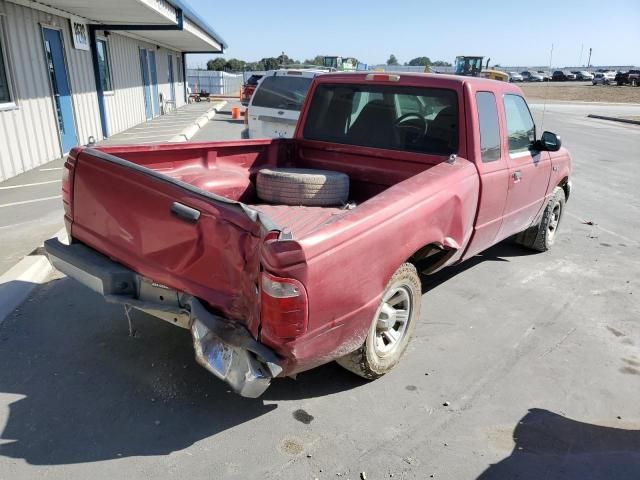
[0, 0, 227, 181]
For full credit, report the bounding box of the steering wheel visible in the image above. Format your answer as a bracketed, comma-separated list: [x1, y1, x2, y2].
[393, 113, 427, 145]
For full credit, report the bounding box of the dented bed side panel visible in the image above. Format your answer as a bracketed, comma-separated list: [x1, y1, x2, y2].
[260, 159, 480, 373]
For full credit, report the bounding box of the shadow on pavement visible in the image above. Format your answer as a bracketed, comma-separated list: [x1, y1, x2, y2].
[478, 409, 640, 479]
[0, 277, 365, 465]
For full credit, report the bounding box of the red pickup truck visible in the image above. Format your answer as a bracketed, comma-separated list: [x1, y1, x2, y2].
[45, 72, 571, 397]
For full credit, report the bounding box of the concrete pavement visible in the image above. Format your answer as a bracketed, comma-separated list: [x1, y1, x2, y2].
[0, 102, 639, 479]
[189, 99, 246, 142]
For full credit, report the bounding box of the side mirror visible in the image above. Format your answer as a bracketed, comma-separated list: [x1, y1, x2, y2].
[538, 131, 562, 152]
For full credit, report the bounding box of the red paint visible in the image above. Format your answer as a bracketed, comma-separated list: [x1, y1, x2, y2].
[66, 73, 571, 376]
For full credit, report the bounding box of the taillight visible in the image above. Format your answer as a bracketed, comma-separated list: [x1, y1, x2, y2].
[260, 271, 308, 339]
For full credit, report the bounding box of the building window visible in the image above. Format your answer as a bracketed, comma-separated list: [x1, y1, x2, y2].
[476, 91, 501, 162]
[0, 20, 14, 105]
[96, 39, 112, 92]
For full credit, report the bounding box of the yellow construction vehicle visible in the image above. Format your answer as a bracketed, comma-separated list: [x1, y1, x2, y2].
[451, 56, 509, 82]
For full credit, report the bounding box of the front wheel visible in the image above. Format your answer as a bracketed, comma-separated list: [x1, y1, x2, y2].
[336, 263, 421, 379]
[515, 187, 566, 252]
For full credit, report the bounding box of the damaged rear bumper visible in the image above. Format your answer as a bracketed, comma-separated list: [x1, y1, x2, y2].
[44, 238, 282, 398]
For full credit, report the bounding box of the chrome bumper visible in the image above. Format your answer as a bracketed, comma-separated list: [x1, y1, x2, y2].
[44, 238, 282, 398]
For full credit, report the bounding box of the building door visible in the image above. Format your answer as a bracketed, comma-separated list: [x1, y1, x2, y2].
[148, 50, 160, 116]
[42, 27, 77, 154]
[139, 48, 152, 120]
[168, 54, 176, 103]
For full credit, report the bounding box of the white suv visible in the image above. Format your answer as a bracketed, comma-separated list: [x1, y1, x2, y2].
[247, 69, 327, 139]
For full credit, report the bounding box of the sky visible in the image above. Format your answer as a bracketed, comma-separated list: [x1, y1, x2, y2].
[186, 0, 639, 69]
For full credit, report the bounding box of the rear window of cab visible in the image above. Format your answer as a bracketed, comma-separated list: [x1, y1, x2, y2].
[303, 84, 459, 155]
[251, 75, 313, 112]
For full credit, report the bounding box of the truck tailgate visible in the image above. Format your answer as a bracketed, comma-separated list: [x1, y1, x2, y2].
[71, 149, 269, 335]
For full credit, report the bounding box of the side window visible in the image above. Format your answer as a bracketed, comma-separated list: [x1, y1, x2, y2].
[96, 39, 112, 92]
[0, 19, 14, 105]
[503, 94, 535, 154]
[476, 91, 501, 162]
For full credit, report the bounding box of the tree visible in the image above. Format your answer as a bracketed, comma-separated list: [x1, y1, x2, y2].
[224, 58, 246, 72]
[260, 57, 280, 70]
[408, 56, 432, 66]
[432, 60, 452, 67]
[386, 54, 399, 66]
[206, 57, 227, 71]
[304, 55, 325, 66]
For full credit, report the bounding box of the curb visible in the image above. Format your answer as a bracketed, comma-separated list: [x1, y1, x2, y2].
[587, 114, 640, 125]
[0, 227, 67, 324]
[169, 100, 228, 142]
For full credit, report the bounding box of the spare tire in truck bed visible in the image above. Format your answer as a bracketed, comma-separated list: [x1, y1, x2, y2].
[256, 168, 349, 206]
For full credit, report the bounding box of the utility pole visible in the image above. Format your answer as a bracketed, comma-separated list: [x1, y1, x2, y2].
[587, 48, 592, 68]
[579, 44, 584, 66]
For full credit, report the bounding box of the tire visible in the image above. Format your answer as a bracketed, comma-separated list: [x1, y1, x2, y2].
[632, 79, 638, 87]
[256, 168, 349, 207]
[515, 187, 566, 252]
[336, 263, 421, 379]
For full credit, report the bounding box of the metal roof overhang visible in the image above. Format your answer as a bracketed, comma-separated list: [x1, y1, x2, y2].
[31, 0, 226, 52]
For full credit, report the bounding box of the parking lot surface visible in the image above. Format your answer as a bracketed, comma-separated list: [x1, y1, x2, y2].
[0, 102, 639, 479]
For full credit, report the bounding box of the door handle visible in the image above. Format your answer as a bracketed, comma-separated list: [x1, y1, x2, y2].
[170, 202, 200, 223]
[512, 171, 522, 182]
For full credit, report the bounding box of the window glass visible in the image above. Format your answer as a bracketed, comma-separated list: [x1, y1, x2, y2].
[246, 74, 263, 85]
[304, 84, 458, 155]
[251, 75, 313, 111]
[476, 92, 501, 162]
[96, 39, 112, 92]
[503, 94, 535, 153]
[0, 25, 11, 103]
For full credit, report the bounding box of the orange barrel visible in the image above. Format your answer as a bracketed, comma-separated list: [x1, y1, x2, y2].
[231, 106, 241, 119]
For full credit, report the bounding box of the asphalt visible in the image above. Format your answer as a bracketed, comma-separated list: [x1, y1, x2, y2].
[0, 102, 639, 479]
[189, 99, 246, 142]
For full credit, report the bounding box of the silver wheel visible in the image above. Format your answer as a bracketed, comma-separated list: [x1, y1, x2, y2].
[375, 286, 412, 356]
[336, 263, 421, 379]
[547, 202, 562, 242]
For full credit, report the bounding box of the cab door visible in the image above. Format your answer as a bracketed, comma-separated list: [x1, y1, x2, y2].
[462, 90, 511, 260]
[497, 94, 552, 240]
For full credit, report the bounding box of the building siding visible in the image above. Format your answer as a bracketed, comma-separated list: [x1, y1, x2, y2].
[0, 2, 189, 182]
[0, 0, 102, 181]
[100, 32, 185, 136]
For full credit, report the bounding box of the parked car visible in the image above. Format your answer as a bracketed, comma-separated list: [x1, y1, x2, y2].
[509, 72, 524, 82]
[45, 72, 571, 398]
[592, 72, 615, 85]
[240, 74, 263, 105]
[575, 71, 594, 81]
[537, 71, 552, 81]
[616, 70, 640, 86]
[552, 70, 573, 81]
[614, 70, 640, 86]
[247, 69, 326, 138]
[521, 71, 544, 82]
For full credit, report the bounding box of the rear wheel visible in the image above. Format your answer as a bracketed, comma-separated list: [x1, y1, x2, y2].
[515, 187, 566, 252]
[336, 263, 421, 379]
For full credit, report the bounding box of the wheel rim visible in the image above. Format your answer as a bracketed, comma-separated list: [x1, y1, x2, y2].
[374, 285, 412, 357]
[547, 202, 562, 241]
